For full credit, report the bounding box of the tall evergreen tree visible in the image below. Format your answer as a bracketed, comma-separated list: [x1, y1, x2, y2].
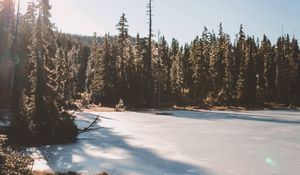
[101, 35, 117, 105]
[0, 0, 15, 107]
[275, 36, 290, 103]
[55, 47, 67, 107]
[131, 33, 147, 106]
[289, 38, 300, 104]
[15, 0, 78, 143]
[32, 0, 58, 138]
[233, 25, 246, 100]
[260, 35, 276, 102]
[86, 33, 103, 104]
[237, 37, 257, 105]
[222, 34, 235, 104]
[76, 44, 89, 93]
[210, 23, 226, 94]
[170, 39, 184, 101]
[65, 46, 78, 105]
[18, 0, 37, 85]
[158, 36, 171, 102]
[190, 27, 211, 104]
[182, 43, 193, 99]
[116, 13, 129, 80]
[116, 13, 131, 102]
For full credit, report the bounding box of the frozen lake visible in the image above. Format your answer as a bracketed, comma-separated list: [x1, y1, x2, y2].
[31, 110, 300, 175]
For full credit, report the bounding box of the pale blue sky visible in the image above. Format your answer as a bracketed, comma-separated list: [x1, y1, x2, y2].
[20, 0, 300, 44]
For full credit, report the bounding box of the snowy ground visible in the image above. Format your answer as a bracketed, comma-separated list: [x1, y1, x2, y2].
[30, 110, 300, 175]
[0, 109, 10, 127]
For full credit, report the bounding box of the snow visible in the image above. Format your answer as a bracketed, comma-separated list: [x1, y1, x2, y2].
[0, 112, 10, 128]
[30, 110, 300, 175]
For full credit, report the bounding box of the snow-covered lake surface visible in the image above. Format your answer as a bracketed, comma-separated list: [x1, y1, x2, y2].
[30, 110, 300, 175]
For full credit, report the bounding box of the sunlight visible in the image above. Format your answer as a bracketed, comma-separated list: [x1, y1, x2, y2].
[19, 0, 32, 12]
[18, 0, 103, 35]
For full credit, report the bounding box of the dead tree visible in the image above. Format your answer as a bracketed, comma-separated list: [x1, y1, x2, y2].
[145, 0, 154, 106]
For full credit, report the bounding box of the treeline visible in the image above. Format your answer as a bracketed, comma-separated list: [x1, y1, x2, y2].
[85, 22, 300, 107]
[1, 0, 300, 113]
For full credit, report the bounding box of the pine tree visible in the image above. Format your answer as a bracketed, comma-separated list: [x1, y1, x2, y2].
[190, 27, 210, 104]
[158, 36, 171, 102]
[15, 0, 78, 143]
[259, 35, 276, 102]
[11, 1, 37, 138]
[55, 47, 67, 107]
[170, 39, 184, 101]
[0, 0, 14, 56]
[295, 41, 300, 104]
[18, 0, 37, 86]
[22, 1, 36, 36]
[211, 23, 226, 94]
[233, 25, 246, 100]
[54, 46, 77, 108]
[101, 34, 117, 105]
[109, 37, 119, 102]
[126, 43, 136, 104]
[10, 0, 22, 108]
[176, 47, 184, 100]
[0, 0, 15, 107]
[86, 33, 104, 104]
[235, 25, 246, 104]
[152, 42, 162, 105]
[223, 34, 235, 104]
[116, 13, 131, 102]
[275, 36, 290, 103]
[65, 46, 79, 103]
[76, 44, 89, 93]
[32, 1, 58, 139]
[116, 13, 129, 81]
[182, 43, 193, 100]
[289, 38, 299, 104]
[132, 33, 146, 106]
[237, 37, 257, 105]
[207, 40, 219, 102]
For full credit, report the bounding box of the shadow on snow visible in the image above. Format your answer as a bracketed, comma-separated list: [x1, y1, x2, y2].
[38, 112, 212, 175]
[162, 110, 300, 125]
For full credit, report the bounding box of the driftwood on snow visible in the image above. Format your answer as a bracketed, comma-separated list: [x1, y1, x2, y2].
[78, 115, 102, 133]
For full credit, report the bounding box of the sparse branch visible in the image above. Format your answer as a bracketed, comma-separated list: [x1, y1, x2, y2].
[78, 115, 101, 133]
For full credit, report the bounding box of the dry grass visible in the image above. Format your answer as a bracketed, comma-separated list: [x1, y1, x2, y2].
[79, 103, 299, 113]
[173, 103, 300, 112]
[173, 105, 246, 112]
[81, 105, 116, 112]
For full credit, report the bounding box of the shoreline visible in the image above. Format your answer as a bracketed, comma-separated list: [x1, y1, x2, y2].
[78, 103, 300, 113]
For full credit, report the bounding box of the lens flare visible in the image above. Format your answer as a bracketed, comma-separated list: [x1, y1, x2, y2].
[266, 157, 275, 166]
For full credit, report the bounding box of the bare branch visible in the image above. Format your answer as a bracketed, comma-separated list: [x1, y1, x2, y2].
[78, 115, 101, 133]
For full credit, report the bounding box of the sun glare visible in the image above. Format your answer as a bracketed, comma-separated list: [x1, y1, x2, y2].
[19, 0, 33, 12]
